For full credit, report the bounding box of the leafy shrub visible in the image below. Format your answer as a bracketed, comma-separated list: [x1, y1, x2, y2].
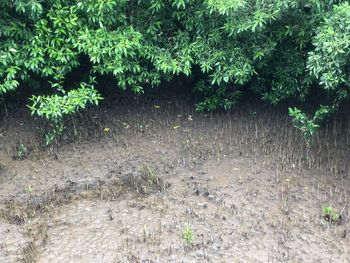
[1, 0, 350, 142]
[28, 80, 102, 144]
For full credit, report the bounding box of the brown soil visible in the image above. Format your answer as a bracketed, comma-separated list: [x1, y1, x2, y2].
[0, 96, 349, 262]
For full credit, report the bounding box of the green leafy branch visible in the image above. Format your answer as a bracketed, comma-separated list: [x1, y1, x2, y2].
[288, 105, 335, 145]
[28, 81, 102, 145]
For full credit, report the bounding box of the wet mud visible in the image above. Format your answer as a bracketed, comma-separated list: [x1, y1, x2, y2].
[0, 95, 349, 262]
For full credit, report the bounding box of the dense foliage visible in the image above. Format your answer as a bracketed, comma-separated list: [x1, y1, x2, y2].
[1, 0, 350, 143]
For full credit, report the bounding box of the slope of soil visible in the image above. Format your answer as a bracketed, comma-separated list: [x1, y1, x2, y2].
[0, 95, 349, 262]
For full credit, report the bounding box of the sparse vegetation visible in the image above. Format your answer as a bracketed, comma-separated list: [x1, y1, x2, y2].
[13, 143, 28, 160]
[24, 185, 33, 195]
[0, 96, 349, 262]
[144, 164, 157, 185]
[323, 206, 342, 224]
[183, 223, 193, 245]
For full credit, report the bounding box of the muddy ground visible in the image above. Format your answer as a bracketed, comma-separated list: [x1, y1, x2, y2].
[0, 93, 349, 262]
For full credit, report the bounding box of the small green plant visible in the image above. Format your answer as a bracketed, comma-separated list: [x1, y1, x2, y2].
[144, 164, 157, 185]
[289, 106, 334, 145]
[13, 143, 28, 160]
[18, 144, 27, 157]
[0, 163, 5, 172]
[322, 206, 342, 224]
[183, 224, 193, 245]
[24, 185, 33, 197]
[44, 122, 65, 146]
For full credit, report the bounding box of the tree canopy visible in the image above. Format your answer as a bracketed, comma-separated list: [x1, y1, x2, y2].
[1, 0, 350, 143]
